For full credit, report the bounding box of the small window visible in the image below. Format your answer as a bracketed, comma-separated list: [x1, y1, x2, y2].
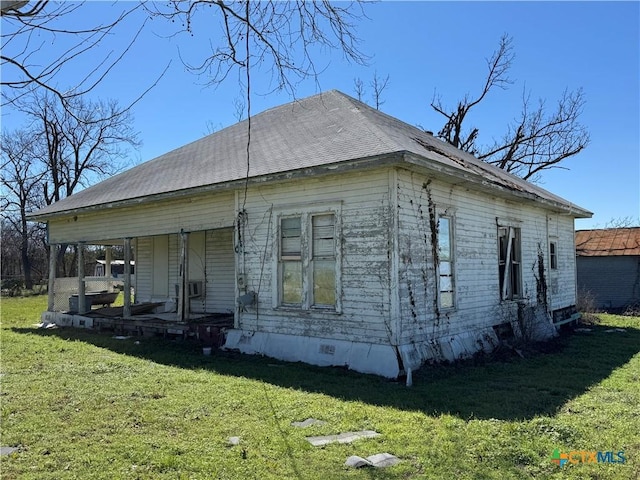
[438, 216, 455, 309]
[549, 241, 558, 270]
[498, 226, 522, 300]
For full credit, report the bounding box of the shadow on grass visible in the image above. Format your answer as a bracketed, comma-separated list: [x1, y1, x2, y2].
[11, 324, 640, 421]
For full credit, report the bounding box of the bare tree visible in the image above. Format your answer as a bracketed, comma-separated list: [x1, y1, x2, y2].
[16, 92, 141, 206]
[1, 128, 46, 288]
[370, 72, 390, 110]
[431, 34, 590, 181]
[145, 1, 368, 94]
[1, 91, 140, 279]
[604, 217, 640, 228]
[232, 96, 246, 122]
[1, 1, 151, 111]
[353, 77, 365, 101]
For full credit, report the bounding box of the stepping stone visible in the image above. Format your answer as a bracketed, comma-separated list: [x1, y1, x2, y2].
[291, 418, 326, 427]
[345, 452, 400, 468]
[345, 456, 372, 467]
[227, 436, 241, 446]
[368, 452, 401, 467]
[306, 430, 380, 446]
[0, 447, 18, 456]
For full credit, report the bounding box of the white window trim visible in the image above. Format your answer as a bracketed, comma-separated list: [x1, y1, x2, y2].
[436, 210, 456, 310]
[272, 203, 342, 313]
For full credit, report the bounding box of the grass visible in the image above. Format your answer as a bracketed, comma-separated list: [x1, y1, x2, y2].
[1, 296, 639, 479]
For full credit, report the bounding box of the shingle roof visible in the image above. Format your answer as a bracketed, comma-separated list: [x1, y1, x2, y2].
[30, 90, 591, 219]
[575, 227, 640, 257]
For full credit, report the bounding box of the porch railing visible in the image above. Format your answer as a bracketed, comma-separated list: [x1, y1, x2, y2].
[51, 276, 133, 312]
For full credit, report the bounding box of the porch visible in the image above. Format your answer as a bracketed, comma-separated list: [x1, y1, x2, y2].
[41, 307, 234, 348]
[45, 227, 238, 325]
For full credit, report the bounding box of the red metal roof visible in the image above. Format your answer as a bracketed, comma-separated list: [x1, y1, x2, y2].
[575, 227, 640, 257]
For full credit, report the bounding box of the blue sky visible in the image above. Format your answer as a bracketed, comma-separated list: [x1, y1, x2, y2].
[2, 1, 639, 229]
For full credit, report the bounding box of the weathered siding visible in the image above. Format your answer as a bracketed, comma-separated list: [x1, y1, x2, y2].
[152, 235, 170, 297]
[205, 228, 235, 312]
[189, 231, 207, 313]
[547, 214, 578, 311]
[136, 234, 174, 303]
[577, 256, 640, 310]
[394, 168, 576, 352]
[135, 237, 152, 302]
[135, 230, 235, 312]
[236, 168, 393, 345]
[46, 191, 235, 244]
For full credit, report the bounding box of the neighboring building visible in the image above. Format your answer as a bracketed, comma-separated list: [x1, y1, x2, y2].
[575, 227, 640, 311]
[28, 90, 591, 377]
[94, 260, 135, 278]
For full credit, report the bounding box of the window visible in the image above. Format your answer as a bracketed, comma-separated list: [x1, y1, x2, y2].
[280, 217, 302, 305]
[277, 211, 338, 310]
[438, 216, 455, 309]
[549, 241, 558, 270]
[498, 226, 522, 300]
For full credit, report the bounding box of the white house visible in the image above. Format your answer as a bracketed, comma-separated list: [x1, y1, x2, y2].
[29, 90, 591, 377]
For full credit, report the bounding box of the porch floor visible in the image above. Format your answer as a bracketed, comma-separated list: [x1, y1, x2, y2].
[81, 305, 234, 347]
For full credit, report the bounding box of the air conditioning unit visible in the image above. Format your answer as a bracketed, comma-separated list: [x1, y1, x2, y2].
[188, 281, 203, 298]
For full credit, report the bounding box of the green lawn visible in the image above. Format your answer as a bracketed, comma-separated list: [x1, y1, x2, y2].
[1, 296, 638, 479]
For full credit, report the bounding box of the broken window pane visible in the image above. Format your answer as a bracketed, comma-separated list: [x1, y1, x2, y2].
[498, 225, 522, 300]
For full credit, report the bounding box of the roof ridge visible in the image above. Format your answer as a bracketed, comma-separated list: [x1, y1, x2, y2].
[322, 91, 403, 152]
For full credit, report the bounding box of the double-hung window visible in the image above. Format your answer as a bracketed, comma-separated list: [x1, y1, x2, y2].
[437, 216, 455, 309]
[277, 209, 339, 310]
[498, 225, 522, 300]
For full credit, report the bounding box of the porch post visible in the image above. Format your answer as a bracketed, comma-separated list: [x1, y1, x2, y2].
[105, 246, 112, 278]
[77, 242, 87, 314]
[177, 231, 189, 322]
[47, 244, 57, 312]
[123, 238, 132, 317]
